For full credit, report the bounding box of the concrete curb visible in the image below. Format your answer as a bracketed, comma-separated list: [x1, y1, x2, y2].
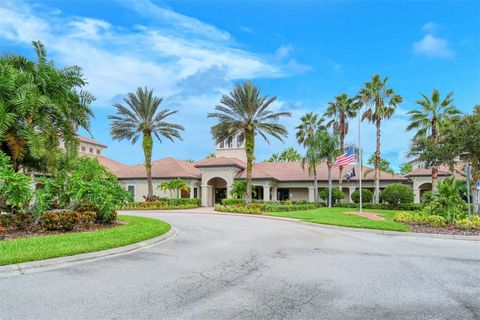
[0, 227, 177, 278]
[126, 209, 480, 242]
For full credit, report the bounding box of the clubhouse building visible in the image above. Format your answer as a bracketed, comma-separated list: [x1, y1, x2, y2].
[76, 134, 463, 206]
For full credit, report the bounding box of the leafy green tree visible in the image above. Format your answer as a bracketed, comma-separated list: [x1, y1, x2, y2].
[406, 89, 461, 189]
[367, 153, 394, 175]
[399, 163, 412, 175]
[319, 187, 345, 205]
[208, 81, 291, 204]
[0, 41, 94, 172]
[358, 74, 403, 203]
[159, 178, 190, 198]
[437, 105, 480, 214]
[324, 94, 359, 188]
[302, 129, 339, 206]
[109, 87, 184, 201]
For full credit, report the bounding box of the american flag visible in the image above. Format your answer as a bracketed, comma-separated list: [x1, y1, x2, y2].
[334, 147, 355, 166]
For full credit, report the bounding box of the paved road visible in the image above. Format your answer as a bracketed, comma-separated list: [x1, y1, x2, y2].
[1, 210, 480, 320]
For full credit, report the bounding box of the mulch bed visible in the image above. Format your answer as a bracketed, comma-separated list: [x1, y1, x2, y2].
[407, 223, 480, 236]
[0, 221, 123, 241]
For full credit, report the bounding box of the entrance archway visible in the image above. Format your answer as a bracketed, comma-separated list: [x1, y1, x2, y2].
[418, 182, 433, 202]
[207, 177, 228, 204]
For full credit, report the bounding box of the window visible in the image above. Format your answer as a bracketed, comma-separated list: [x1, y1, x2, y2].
[89, 148, 93, 153]
[226, 136, 233, 148]
[81, 146, 86, 152]
[96, 149, 101, 154]
[236, 133, 244, 148]
[127, 185, 135, 200]
[194, 187, 198, 198]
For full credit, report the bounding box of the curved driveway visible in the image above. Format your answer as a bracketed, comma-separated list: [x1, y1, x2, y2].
[1, 210, 480, 320]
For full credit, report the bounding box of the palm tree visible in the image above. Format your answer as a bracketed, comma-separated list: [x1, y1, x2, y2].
[109, 87, 184, 201]
[324, 93, 359, 189]
[358, 75, 403, 203]
[208, 81, 291, 204]
[302, 129, 339, 206]
[406, 89, 461, 190]
[279, 147, 302, 162]
[296, 112, 323, 146]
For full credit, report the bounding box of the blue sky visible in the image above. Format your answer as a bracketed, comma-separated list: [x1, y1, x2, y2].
[1, 0, 479, 170]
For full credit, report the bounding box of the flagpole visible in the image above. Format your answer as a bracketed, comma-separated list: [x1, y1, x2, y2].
[358, 106, 363, 213]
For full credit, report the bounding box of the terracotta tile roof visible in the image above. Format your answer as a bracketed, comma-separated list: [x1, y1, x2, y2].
[194, 157, 246, 169]
[406, 163, 465, 179]
[235, 161, 407, 182]
[116, 157, 201, 179]
[76, 135, 107, 148]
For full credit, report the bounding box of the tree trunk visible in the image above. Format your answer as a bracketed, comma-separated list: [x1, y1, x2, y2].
[245, 131, 254, 204]
[143, 132, 154, 201]
[339, 126, 345, 191]
[328, 164, 332, 208]
[314, 173, 318, 204]
[432, 167, 438, 192]
[374, 120, 381, 203]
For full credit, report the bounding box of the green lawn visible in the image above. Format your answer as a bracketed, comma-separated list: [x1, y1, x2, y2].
[265, 207, 409, 232]
[0, 215, 171, 266]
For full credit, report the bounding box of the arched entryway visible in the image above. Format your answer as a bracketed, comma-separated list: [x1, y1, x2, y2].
[207, 177, 228, 205]
[418, 182, 432, 202]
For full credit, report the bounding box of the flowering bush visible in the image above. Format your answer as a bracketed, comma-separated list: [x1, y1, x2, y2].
[424, 215, 446, 228]
[456, 216, 480, 230]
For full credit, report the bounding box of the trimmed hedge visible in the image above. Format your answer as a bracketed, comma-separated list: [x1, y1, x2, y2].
[380, 184, 414, 205]
[214, 204, 263, 214]
[120, 198, 201, 210]
[351, 188, 374, 203]
[336, 202, 423, 211]
[221, 198, 245, 206]
[264, 204, 321, 212]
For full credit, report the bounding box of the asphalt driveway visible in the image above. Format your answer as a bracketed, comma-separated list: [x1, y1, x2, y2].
[1, 210, 480, 320]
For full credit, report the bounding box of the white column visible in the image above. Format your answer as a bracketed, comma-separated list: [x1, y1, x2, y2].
[349, 187, 356, 203]
[272, 187, 278, 201]
[201, 185, 211, 207]
[226, 185, 233, 199]
[263, 185, 270, 201]
[189, 185, 195, 199]
[308, 187, 315, 203]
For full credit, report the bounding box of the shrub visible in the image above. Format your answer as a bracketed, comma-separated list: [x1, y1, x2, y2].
[119, 198, 201, 210]
[319, 188, 345, 205]
[264, 204, 321, 212]
[424, 215, 446, 228]
[421, 191, 433, 204]
[214, 204, 263, 214]
[221, 198, 245, 206]
[393, 212, 414, 223]
[456, 216, 480, 230]
[77, 211, 97, 226]
[351, 189, 373, 203]
[380, 184, 414, 205]
[35, 157, 131, 222]
[41, 210, 79, 231]
[336, 202, 422, 211]
[423, 179, 467, 223]
[0, 152, 33, 213]
[0, 212, 34, 229]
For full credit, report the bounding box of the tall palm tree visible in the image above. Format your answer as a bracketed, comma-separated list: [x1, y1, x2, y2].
[279, 147, 302, 162]
[208, 81, 291, 204]
[297, 112, 323, 203]
[302, 129, 339, 206]
[406, 89, 460, 190]
[109, 87, 184, 201]
[358, 74, 403, 203]
[324, 93, 359, 189]
[296, 112, 324, 146]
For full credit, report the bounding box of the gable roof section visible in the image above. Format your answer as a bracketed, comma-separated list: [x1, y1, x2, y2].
[76, 135, 107, 148]
[194, 157, 246, 169]
[116, 157, 201, 179]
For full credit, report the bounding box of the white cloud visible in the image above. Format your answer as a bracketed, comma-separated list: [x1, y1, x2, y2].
[275, 44, 293, 60]
[413, 34, 454, 59]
